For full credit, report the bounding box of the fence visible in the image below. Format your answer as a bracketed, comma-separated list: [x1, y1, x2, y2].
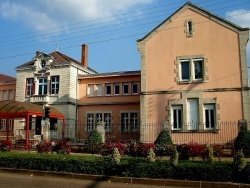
[48, 121, 242, 146]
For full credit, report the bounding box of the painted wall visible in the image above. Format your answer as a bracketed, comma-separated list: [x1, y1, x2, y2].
[77, 73, 140, 141]
[138, 5, 249, 143]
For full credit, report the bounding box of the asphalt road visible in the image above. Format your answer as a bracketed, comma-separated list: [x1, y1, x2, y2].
[0, 172, 185, 188]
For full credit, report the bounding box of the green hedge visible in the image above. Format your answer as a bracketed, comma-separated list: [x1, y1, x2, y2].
[0, 152, 248, 183]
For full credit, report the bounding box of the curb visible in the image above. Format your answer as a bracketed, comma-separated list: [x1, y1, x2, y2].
[0, 168, 250, 188]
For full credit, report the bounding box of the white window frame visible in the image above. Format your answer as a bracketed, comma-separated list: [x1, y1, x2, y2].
[114, 83, 120, 95]
[123, 83, 129, 95]
[26, 78, 34, 96]
[38, 78, 48, 95]
[172, 105, 182, 130]
[132, 82, 139, 94]
[86, 112, 112, 132]
[96, 84, 102, 96]
[204, 104, 215, 130]
[51, 76, 60, 95]
[87, 84, 94, 96]
[87, 113, 94, 131]
[105, 84, 111, 96]
[120, 111, 139, 132]
[179, 58, 204, 82]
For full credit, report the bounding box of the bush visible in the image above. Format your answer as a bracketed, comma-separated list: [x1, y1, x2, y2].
[154, 129, 173, 156]
[101, 142, 128, 156]
[85, 130, 102, 153]
[0, 140, 12, 152]
[234, 126, 250, 156]
[0, 152, 241, 182]
[147, 148, 156, 162]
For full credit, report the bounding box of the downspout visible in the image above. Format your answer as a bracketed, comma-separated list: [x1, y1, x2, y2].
[75, 68, 79, 141]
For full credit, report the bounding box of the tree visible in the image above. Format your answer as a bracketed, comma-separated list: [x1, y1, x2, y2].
[234, 126, 250, 156]
[85, 130, 102, 153]
[154, 129, 173, 156]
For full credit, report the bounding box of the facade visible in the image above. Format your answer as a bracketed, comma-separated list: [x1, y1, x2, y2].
[15, 44, 96, 139]
[137, 2, 250, 143]
[77, 71, 140, 142]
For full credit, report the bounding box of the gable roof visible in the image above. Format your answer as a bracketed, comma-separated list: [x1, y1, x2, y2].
[0, 74, 16, 84]
[138, 2, 249, 42]
[16, 51, 97, 73]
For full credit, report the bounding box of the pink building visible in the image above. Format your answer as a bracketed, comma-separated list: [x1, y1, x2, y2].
[77, 71, 140, 141]
[137, 2, 250, 143]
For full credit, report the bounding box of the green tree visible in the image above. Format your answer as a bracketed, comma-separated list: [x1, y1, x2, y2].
[154, 129, 173, 156]
[234, 126, 250, 156]
[85, 130, 102, 153]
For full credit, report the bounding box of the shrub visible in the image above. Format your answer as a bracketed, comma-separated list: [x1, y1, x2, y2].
[170, 146, 179, 166]
[147, 148, 156, 162]
[234, 126, 250, 156]
[233, 150, 246, 171]
[36, 141, 53, 154]
[202, 144, 214, 163]
[0, 140, 12, 152]
[101, 142, 128, 156]
[111, 147, 121, 165]
[85, 130, 102, 153]
[187, 142, 205, 158]
[154, 129, 173, 156]
[176, 144, 189, 160]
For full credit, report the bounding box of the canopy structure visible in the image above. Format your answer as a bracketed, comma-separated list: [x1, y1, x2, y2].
[0, 100, 66, 149]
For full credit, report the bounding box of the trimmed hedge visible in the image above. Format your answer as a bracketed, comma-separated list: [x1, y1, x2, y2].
[0, 152, 248, 183]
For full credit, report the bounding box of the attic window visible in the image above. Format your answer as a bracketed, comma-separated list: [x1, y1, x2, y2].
[41, 60, 46, 68]
[185, 20, 194, 37]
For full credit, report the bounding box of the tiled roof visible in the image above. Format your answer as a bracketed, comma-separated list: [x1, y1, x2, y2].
[0, 74, 16, 84]
[16, 51, 97, 73]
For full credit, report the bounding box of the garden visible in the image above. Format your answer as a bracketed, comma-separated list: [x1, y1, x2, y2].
[0, 127, 250, 183]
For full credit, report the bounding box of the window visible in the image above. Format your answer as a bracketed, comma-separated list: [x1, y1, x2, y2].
[96, 84, 102, 96]
[26, 78, 34, 96]
[38, 78, 48, 95]
[180, 60, 190, 81]
[8, 119, 14, 130]
[121, 113, 129, 131]
[87, 114, 94, 131]
[41, 60, 46, 68]
[105, 84, 111, 95]
[204, 104, 215, 129]
[0, 119, 6, 131]
[194, 59, 203, 80]
[131, 112, 138, 131]
[51, 76, 59, 95]
[132, 82, 138, 94]
[123, 83, 129, 95]
[88, 85, 94, 96]
[179, 58, 204, 82]
[172, 106, 182, 130]
[86, 112, 112, 132]
[96, 113, 102, 124]
[104, 113, 111, 131]
[121, 112, 139, 132]
[185, 20, 194, 37]
[114, 83, 120, 95]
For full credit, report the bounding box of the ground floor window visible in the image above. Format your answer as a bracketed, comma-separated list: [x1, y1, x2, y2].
[121, 112, 139, 132]
[86, 112, 112, 132]
[172, 106, 182, 130]
[204, 104, 215, 129]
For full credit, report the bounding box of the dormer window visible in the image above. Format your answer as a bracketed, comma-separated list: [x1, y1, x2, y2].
[41, 60, 46, 68]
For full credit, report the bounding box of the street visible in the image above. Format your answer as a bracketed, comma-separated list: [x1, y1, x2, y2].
[0, 172, 185, 188]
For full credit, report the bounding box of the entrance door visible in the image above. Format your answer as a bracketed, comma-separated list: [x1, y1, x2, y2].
[187, 99, 199, 130]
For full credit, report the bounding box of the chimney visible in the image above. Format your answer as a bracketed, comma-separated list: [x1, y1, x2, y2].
[81, 44, 88, 68]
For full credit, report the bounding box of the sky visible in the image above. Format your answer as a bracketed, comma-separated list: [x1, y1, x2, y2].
[0, 0, 250, 77]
